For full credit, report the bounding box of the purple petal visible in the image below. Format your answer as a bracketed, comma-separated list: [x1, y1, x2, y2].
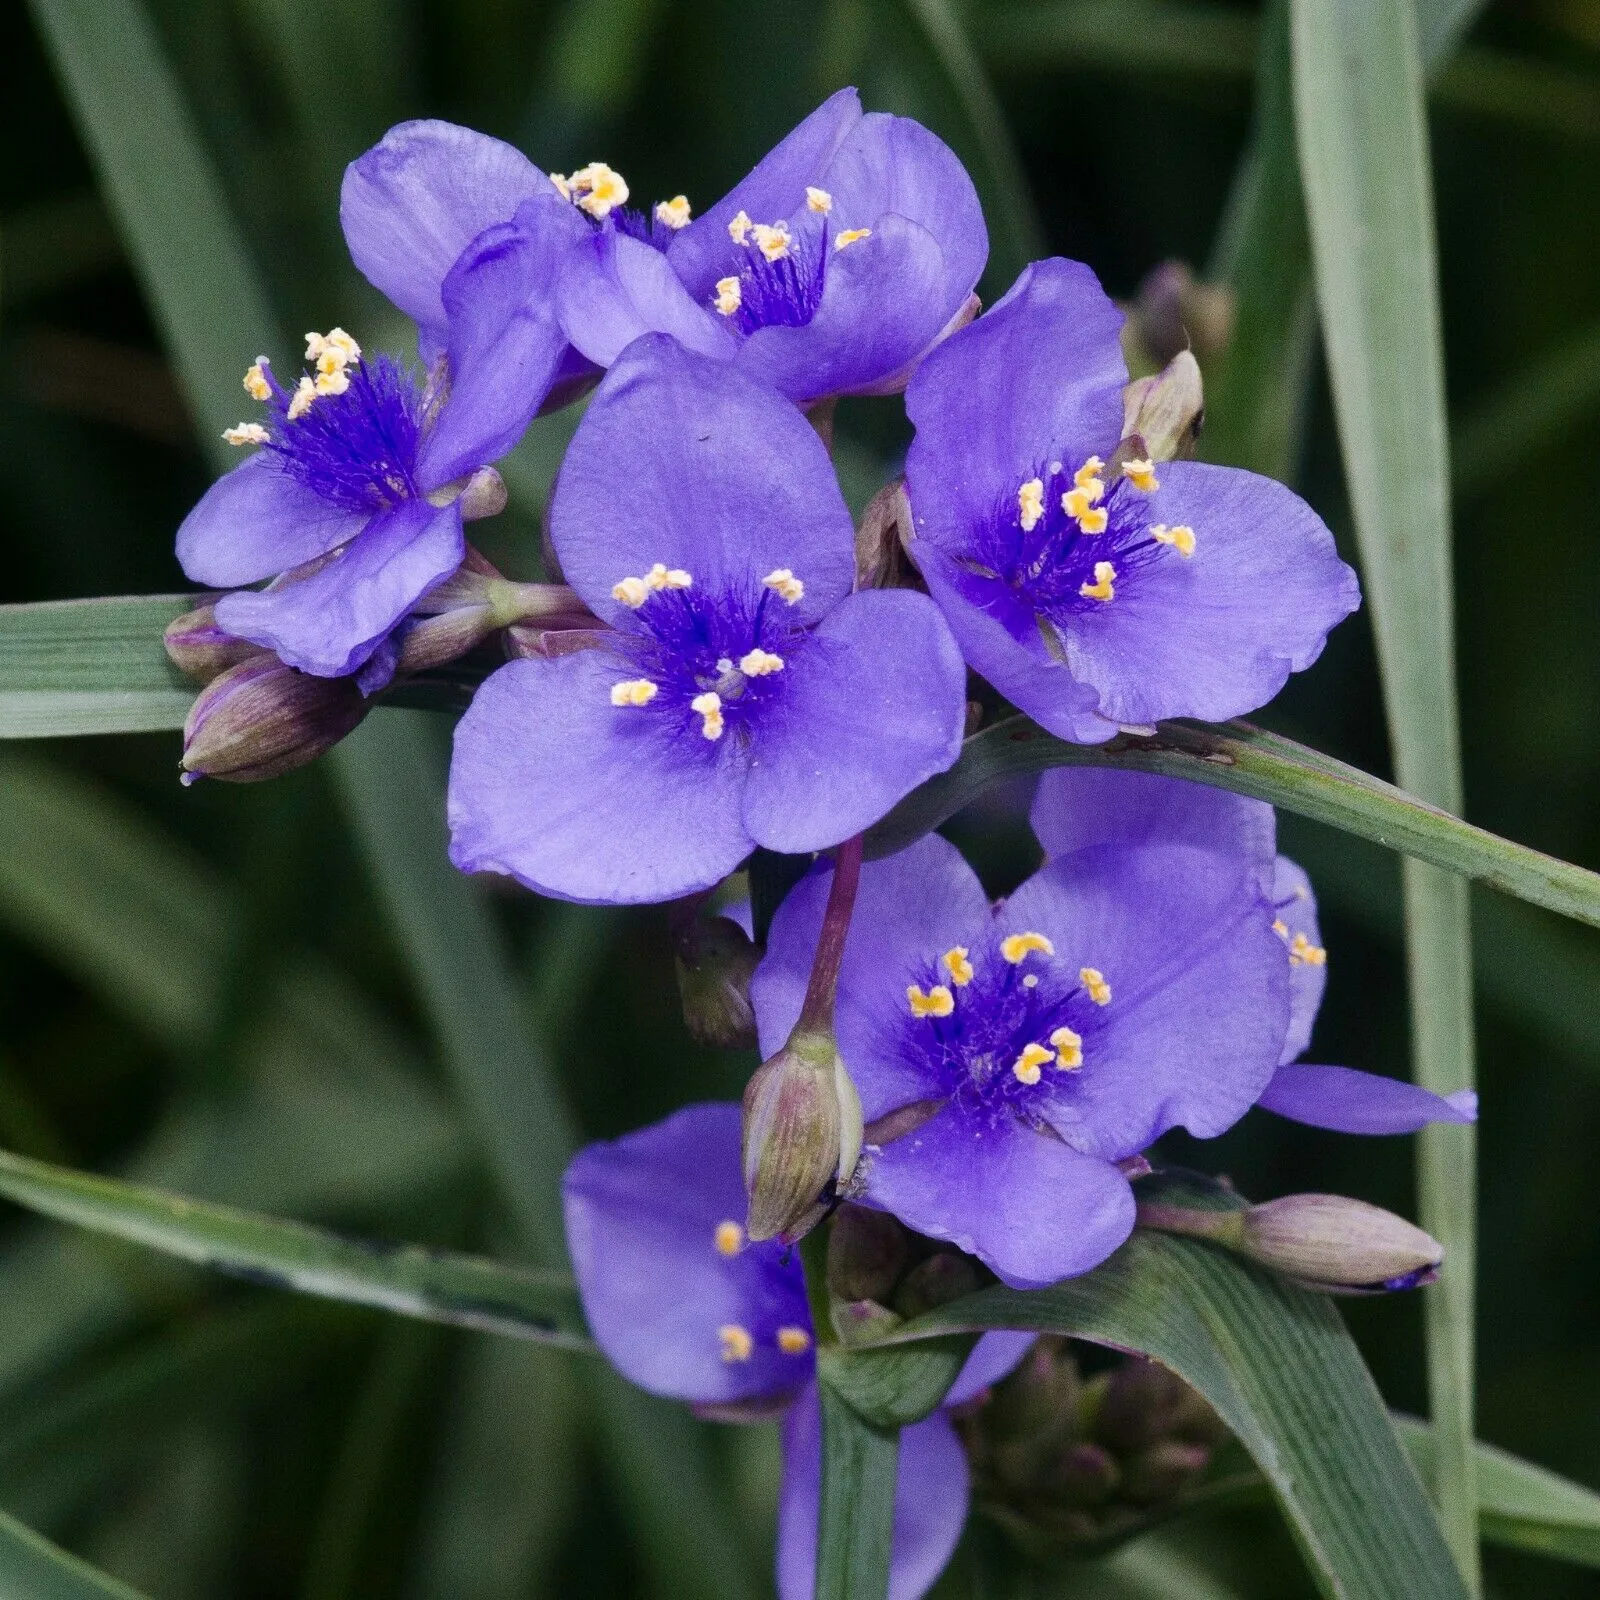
[862, 1106, 1135, 1287]
[215, 498, 463, 678]
[736, 215, 952, 404]
[176, 454, 367, 588]
[548, 337, 855, 627]
[446, 649, 753, 904]
[776, 1383, 967, 1600]
[667, 88, 864, 300]
[1273, 856, 1327, 1063]
[415, 220, 569, 491]
[742, 589, 967, 854]
[558, 228, 734, 369]
[1002, 844, 1289, 1155]
[1258, 1064, 1478, 1134]
[563, 1103, 814, 1406]
[946, 1331, 1035, 1407]
[341, 120, 551, 349]
[753, 833, 991, 1113]
[1064, 461, 1362, 726]
[905, 258, 1127, 542]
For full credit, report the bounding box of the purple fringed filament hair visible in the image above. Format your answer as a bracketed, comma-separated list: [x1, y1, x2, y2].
[564, 1103, 1029, 1600]
[446, 337, 967, 904]
[902, 258, 1362, 743]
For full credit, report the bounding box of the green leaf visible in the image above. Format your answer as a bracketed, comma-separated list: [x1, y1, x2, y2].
[818, 1335, 976, 1429]
[1290, 0, 1477, 1577]
[816, 1378, 900, 1600]
[874, 1233, 1469, 1600]
[867, 715, 1600, 933]
[0, 597, 193, 738]
[0, 1506, 152, 1600]
[0, 1144, 590, 1347]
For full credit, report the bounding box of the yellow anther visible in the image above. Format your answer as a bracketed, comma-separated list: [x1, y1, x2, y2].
[1049, 1026, 1084, 1068]
[1017, 478, 1045, 532]
[1079, 561, 1116, 602]
[691, 691, 725, 740]
[739, 648, 784, 677]
[806, 186, 833, 213]
[718, 1324, 754, 1362]
[1001, 931, 1055, 964]
[1123, 457, 1159, 492]
[655, 195, 692, 230]
[314, 366, 351, 397]
[834, 227, 872, 250]
[612, 576, 650, 608]
[243, 360, 272, 402]
[907, 984, 955, 1019]
[549, 173, 572, 200]
[763, 569, 805, 604]
[1151, 523, 1196, 557]
[1061, 487, 1098, 521]
[714, 277, 742, 316]
[777, 1326, 813, 1354]
[286, 375, 318, 420]
[1012, 1042, 1056, 1085]
[714, 1220, 745, 1257]
[305, 328, 360, 365]
[751, 222, 791, 262]
[1289, 933, 1327, 968]
[942, 947, 974, 986]
[222, 422, 270, 447]
[645, 563, 693, 591]
[728, 210, 753, 244]
[1080, 967, 1112, 1005]
[610, 679, 659, 707]
[1077, 506, 1110, 535]
[569, 162, 629, 219]
[1074, 457, 1105, 490]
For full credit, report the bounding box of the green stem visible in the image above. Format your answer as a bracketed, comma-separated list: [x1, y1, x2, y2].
[815, 1379, 899, 1600]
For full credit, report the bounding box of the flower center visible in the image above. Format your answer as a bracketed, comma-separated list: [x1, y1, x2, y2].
[710, 196, 872, 337]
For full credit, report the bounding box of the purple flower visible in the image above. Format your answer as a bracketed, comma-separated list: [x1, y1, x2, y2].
[564, 1103, 1029, 1600]
[902, 259, 1362, 743]
[1030, 768, 1479, 1135]
[547, 88, 987, 406]
[446, 336, 967, 905]
[176, 140, 571, 685]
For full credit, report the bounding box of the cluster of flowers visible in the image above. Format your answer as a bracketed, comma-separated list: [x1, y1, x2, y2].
[167, 90, 1476, 1597]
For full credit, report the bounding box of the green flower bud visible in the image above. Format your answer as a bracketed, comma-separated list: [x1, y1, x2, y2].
[1238, 1194, 1443, 1293]
[163, 602, 261, 682]
[672, 912, 760, 1049]
[892, 1249, 980, 1320]
[1118, 349, 1206, 466]
[826, 1204, 910, 1305]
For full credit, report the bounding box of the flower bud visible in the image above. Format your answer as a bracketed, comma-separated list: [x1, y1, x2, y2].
[1238, 1194, 1443, 1293]
[425, 465, 508, 522]
[671, 912, 760, 1049]
[854, 479, 912, 590]
[164, 602, 261, 682]
[892, 1249, 980, 1319]
[741, 1028, 863, 1244]
[180, 655, 367, 784]
[1124, 260, 1235, 369]
[827, 1204, 910, 1305]
[399, 562, 597, 675]
[1117, 1439, 1212, 1506]
[1118, 349, 1205, 465]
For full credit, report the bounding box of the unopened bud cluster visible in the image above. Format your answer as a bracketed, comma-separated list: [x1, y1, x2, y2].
[823, 1203, 985, 1343]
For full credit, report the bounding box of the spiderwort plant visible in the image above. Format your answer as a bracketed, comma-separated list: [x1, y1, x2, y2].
[902, 259, 1362, 743]
[447, 337, 967, 904]
[563, 1103, 1029, 1600]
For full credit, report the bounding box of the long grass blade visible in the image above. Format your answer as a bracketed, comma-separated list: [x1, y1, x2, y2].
[0, 1507, 153, 1600]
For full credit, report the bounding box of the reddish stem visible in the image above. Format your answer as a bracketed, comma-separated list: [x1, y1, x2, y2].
[796, 834, 864, 1035]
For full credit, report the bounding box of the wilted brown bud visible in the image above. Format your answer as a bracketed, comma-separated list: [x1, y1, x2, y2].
[854, 478, 913, 590]
[164, 602, 261, 682]
[672, 912, 760, 1049]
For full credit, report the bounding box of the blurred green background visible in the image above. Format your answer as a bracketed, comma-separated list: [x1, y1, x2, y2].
[2, 0, 1599, 1594]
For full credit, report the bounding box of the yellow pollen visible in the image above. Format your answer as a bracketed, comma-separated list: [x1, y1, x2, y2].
[314, 366, 351, 397]
[739, 648, 784, 677]
[243, 360, 272, 402]
[286, 376, 318, 420]
[1001, 931, 1055, 964]
[549, 173, 572, 200]
[1080, 967, 1112, 1005]
[751, 222, 791, 262]
[907, 984, 955, 1018]
[612, 576, 650, 608]
[714, 277, 742, 316]
[763, 569, 805, 604]
[718, 1324, 754, 1362]
[305, 328, 360, 365]
[1272, 918, 1290, 938]
[728, 210, 753, 244]
[1050, 1026, 1084, 1068]
[1061, 486, 1098, 521]
[655, 194, 692, 230]
[1077, 506, 1110, 535]
[942, 946, 974, 986]
[834, 227, 872, 250]
[1012, 1042, 1056, 1085]
[222, 422, 270, 447]
[1289, 933, 1327, 968]
[777, 1326, 813, 1354]
[645, 563, 693, 591]
[1017, 478, 1045, 532]
[1079, 561, 1116, 602]
[610, 679, 659, 707]
[691, 691, 725, 740]
[1123, 457, 1159, 492]
[1151, 523, 1196, 557]
[1074, 457, 1105, 490]
[714, 1220, 745, 1257]
[569, 162, 629, 219]
[806, 186, 833, 213]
